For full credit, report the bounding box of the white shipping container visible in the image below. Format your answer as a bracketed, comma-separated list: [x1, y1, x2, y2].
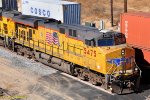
[17, 0, 22, 12]
[18, 0, 60, 12]
[21, 0, 81, 24]
[0, 0, 2, 8]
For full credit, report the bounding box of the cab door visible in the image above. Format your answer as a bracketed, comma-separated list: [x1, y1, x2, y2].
[18, 26, 27, 42]
[27, 28, 34, 48]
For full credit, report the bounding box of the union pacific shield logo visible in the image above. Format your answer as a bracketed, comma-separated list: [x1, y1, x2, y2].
[107, 58, 122, 67]
[107, 57, 133, 67]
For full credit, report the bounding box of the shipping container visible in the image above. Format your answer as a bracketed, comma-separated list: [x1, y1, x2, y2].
[0, 0, 2, 8]
[17, 0, 22, 12]
[18, 0, 61, 12]
[21, 0, 81, 25]
[1, 0, 18, 10]
[120, 12, 150, 64]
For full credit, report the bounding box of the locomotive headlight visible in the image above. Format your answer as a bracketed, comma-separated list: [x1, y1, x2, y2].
[135, 67, 138, 71]
[121, 49, 125, 56]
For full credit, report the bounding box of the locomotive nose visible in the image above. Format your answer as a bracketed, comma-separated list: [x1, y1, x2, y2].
[106, 47, 135, 70]
[105, 47, 141, 94]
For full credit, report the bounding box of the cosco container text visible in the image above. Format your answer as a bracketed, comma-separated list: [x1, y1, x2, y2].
[30, 7, 50, 17]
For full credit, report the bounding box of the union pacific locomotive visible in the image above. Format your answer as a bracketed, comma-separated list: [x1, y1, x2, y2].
[0, 11, 141, 94]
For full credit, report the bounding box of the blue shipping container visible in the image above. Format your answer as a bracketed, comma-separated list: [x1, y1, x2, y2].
[63, 4, 81, 25]
[2, 0, 18, 10]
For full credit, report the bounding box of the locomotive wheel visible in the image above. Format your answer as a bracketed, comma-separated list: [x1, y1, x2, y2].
[111, 80, 124, 94]
[16, 47, 24, 56]
[78, 72, 86, 80]
[2, 37, 7, 48]
[23, 51, 29, 58]
[89, 73, 97, 85]
[31, 53, 36, 60]
[77, 69, 86, 80]
[133, 76, 141, 93]
[89, 77, 97, 85]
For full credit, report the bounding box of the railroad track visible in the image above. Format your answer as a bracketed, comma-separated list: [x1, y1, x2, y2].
[61, 73, 115, 95]
[0, 87, 19, 100]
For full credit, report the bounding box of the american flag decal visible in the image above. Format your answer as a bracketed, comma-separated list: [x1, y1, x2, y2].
[46, 32, 59, 45]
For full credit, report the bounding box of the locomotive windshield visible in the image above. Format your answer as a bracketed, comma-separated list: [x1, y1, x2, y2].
[114, 32, 126, 45]
[97, 32, 126, 46]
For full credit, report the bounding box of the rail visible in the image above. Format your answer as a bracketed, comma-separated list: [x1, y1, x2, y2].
[0, 88, 18, 100]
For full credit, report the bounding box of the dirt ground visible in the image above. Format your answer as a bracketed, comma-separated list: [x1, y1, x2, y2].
[0, 53, 47, 100]
[0, 47, 59, 100]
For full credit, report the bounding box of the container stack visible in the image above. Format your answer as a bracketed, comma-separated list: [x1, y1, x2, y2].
[120, 12, 150, 63]
[0, 0, 18, 10]
[21, 0, 81, 25]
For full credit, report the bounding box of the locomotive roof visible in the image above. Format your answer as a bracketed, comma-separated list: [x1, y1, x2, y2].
[13, 15, 60, 27]
[59, 24, 99, 31]
[84, 32, 102, 40]
[2, 11, 20, 19]
[13, 15, 40, 27]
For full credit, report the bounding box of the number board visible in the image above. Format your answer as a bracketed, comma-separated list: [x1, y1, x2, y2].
[84, 48, 96, 57]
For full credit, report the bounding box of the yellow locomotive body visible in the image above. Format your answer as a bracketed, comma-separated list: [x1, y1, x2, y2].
[0, 11, 141, 94]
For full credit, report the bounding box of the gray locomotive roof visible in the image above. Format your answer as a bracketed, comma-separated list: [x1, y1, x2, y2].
[13, 15, 39, 27]
[83, 32, 102, 40]
[44, 23, 59, 30]
[2, 11, 37, 27]
[59, 24, 99, 31]
[13, 15, 60, 27]
[2, 11, 20, 19]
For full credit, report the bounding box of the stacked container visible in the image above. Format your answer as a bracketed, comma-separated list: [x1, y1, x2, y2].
[120, 12, 150, 64]
[0, 0, 18, 10]
[21, 0, 81, 25]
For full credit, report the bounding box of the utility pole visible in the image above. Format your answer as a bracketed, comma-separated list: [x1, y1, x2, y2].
[124, 0, 127, 13]
[110, 0, 113, 27]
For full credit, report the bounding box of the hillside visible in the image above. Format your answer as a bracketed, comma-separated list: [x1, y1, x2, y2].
[67, 0, 150, 27]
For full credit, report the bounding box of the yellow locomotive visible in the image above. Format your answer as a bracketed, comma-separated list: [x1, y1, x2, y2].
[0, 11, 141, 94]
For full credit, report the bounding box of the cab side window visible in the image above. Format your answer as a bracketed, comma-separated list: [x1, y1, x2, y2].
[60, 28, 65, 34]
[3, 24, 8, 34]
[85, 39, 96, 47]
[16, 29, 18, 38]
[29, 29, 32, 40]
[23, 31, 26, 40]
[69, 29, 77, 37]
[21, 30, 23, 38]
[0, 23, 1, 32]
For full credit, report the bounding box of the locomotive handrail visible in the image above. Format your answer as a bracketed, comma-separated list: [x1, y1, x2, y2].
[106, 60, 114, 75]
[134, 59, 142, 76]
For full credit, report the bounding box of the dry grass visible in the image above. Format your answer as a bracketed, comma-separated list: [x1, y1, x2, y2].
[67, 0, 150, 23]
